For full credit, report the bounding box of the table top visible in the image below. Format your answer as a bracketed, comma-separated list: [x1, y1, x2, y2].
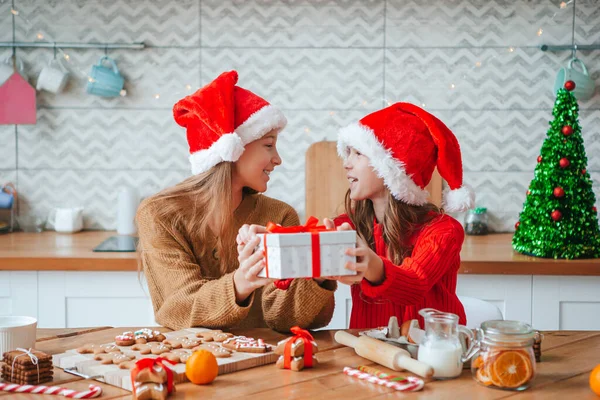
[2, 231, 600, 275]
[1, 327, 598, 399]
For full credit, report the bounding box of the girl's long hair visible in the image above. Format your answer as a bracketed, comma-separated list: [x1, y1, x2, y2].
[344, 190, 441, 264]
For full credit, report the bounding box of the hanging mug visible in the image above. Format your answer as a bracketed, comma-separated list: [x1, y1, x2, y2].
[0, 183, 16, 209]
[0, 55, 26, 86]
[37, 58, 69, 94]
[554, 58, 596, 100]
[86, 56, 124, 97]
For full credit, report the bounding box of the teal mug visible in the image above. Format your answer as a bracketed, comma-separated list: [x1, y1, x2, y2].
[86, 56, 124, 97]
[554, 58, 596, 100]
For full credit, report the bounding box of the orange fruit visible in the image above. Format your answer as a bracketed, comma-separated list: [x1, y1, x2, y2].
[590, 364, 600, 396]
[185, 350, 218, 385]
[489, 350, 533, 389]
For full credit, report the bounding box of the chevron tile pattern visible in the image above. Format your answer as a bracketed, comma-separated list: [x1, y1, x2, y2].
[13, 0, 200, 46]
[1, 0, 599, 232]
[201, 0, 384, 48]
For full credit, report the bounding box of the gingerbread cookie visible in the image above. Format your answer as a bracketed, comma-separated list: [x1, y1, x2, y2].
[193, 343, 232, 358]
[134, 329, 166, 344]
[119, 360, 138, 370]
[162, 336, 201, 349]
[134, 382, 168, 400]
[161, 349, 192, 364]
[94, 352, 135, 365]
[115, 331, 135, 346]
[276, 355, 318, 371]
[132, 342, 172, 355]
[76, 343, 121, 355]
[133, 365, 168, 384]
[274, 338, 319, 357]
[221, 336, 271, 353]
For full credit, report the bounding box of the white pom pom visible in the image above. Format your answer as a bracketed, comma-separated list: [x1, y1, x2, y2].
[214, 133, 245, 162]
[443, 184, 475, 212]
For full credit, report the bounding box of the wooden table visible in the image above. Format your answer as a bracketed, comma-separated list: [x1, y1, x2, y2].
[1, 327, 598, 399]
[2, 231, 600, 275]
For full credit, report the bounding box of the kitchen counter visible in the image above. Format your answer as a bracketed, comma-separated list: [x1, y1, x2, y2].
[1, 231, 600, 275]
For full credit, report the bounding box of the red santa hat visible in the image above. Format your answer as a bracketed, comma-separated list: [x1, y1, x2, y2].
[337, 102, 475, 212]
[173, 70, 287, 175]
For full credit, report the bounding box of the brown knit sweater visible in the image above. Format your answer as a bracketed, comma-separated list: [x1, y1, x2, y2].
[137, 193, 336, 332]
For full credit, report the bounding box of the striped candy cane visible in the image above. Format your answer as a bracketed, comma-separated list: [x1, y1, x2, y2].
[0, 383, 102, 398]
[343, 367, 424, 392]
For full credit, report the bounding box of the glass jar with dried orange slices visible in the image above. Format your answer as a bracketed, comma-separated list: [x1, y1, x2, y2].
[470, 320, 536, 391]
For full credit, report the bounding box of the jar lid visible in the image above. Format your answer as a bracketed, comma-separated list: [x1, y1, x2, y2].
[470, 207, 487, 214]
[481, 320, 535, 345]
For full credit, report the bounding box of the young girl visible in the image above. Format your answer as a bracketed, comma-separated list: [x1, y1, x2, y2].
[332, 102, 475, 329]
[137, 71, 335, 332]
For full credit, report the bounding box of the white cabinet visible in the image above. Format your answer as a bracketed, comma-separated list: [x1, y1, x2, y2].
[0, 271, 37, 317]
[532, 276, 600, 331]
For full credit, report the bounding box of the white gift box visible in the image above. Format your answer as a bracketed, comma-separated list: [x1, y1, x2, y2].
[257, 230, 357, 279]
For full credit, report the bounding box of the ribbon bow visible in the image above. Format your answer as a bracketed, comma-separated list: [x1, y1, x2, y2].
[284, 326, 315, 369]
[12, 348, 39, 383]
[131, 357, 176, 394]
[265, 217, 333, 290]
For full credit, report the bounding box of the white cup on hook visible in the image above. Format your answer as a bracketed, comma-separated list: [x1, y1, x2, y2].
[36, 46, 69, 94]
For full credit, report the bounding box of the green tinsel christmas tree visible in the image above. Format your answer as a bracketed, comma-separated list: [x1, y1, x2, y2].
[512, 80, 600, 259]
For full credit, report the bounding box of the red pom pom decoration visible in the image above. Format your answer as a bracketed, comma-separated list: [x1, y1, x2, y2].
[564, 80, 576, 91]
[515, 221, 520, 229]
[559, 158, 570, 168]
[553, 187, 565, 198]
[537, 155, 542, 163]
[551, 210, 562, 221]
[561, 125, 573, 136]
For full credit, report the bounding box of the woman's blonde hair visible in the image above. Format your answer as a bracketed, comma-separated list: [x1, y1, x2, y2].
[138, 162, 255, 274]
[344, 190, 441, 264]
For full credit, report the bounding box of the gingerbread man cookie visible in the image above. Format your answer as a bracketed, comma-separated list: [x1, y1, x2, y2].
[77, 343, 122, 355]
[94, 352, 135, 365]
[161, 349, 192, 364]
[274, 338, 319, 357]
[119, 360, 138, 370]
[134, 328, 166, 344]
[193, 343, 232, 358]
[132, 342, 172, 355]
[162, 336, 201, 349]
[276, 355, 318, 371]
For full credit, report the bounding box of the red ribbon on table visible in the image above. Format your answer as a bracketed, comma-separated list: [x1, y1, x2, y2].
[284, 326, 315, 369]
[263, 217, 332, 289]
[130, 357, 176, 394]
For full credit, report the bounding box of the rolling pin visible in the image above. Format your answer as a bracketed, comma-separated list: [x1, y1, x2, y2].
[335, 331, 434, 378]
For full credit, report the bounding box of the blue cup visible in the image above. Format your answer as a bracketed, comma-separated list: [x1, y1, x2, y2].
[0, 190, 14, 209]
[554, 58, 596, 100]
[86, 56, 125, 97]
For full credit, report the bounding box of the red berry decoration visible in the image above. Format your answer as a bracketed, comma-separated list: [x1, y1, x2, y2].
[526, 190, 531, 195]
[551, 210, 562, 221]
[537, 155, 542, 163]
[582, 169, 587, 174]
[564, 80, 576, 91]
[561, 125, 573, 136]
[515, 221, 520, 229]
[593, 207, 598, 213]
[553, 187, 565, 198]
[559, 158, 570, 168]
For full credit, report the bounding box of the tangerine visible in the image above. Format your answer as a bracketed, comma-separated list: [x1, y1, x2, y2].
[185, 350, 218, 385]
[590, 364, 600, 396]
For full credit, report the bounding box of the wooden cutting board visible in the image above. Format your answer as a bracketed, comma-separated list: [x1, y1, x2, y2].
[305, 141, 443, 221]
[52, 328, 279, 391]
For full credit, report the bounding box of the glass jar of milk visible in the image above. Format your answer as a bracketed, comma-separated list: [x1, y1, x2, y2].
[417, 308, 476, 379]
[471, 320, 536, 390]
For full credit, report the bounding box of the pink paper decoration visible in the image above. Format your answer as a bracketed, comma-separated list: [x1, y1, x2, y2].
[0, 73, 37, 125]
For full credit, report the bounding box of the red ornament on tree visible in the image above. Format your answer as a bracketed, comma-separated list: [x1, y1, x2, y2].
[593, 207, 598, 213]
[559, 158, 570, 168]
[553, 187, 565, 198]
[537, 155, 542, 163]
[582, 169, 587, 174]
[515, 221, 520, 229]
[526, 190, 531, 195]
[551, 210, 562, 221]
[562, 125, 573, 136]
[564, 80, 576, 91]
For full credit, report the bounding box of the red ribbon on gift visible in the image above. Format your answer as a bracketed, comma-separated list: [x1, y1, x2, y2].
[263, 216, 332, 282]
[130, 357, 176, 394]
[284, 326, 315, 369]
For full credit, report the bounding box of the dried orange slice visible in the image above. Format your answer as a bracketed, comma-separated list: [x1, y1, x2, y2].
[489, 350, 533, 388]
[472, 356, 484, 369]
[476, 366, 493, 386]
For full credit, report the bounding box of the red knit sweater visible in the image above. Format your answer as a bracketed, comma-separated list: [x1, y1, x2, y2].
[334, 213, 467, 329]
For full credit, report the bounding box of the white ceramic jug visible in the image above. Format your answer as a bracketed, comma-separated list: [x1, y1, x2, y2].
[50, 207, 84, 233]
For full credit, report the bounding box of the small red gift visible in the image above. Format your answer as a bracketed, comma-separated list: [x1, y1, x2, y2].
[274, 326, 319, 371]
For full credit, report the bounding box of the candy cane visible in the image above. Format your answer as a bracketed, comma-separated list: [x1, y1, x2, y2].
[343, 367, 424, 392]
[0, 383, 102, 398]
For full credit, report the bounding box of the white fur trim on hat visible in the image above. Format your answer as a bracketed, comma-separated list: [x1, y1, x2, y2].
[189, 132, 244, 175]
[337, 122, 429, 205]
[443, 184, 475, 212]
[236, 105, 287, 145]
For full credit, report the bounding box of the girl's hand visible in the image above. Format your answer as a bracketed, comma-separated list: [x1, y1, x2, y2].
[233, 236, 274, 304]
[314, 218, 351, 284]
[236, 224, 268, 247]
[332, 232, 384, 286]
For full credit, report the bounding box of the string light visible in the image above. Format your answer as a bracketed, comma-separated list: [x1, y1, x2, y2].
[329, 111, 335, 116]
[10, 8, 18, 15]
[450, 83, 456, 89]
[560, 2, 567, 9]
[120, 89, 127, 97]
[304, 128, 311, 133]
[185, 84, 192, 91]
[475, 61, 482, 67]
[537, 28, 543, 36]
[154, 94, 160, 99]
[36, 33, 44, 40]
[508, 47, 515, 52]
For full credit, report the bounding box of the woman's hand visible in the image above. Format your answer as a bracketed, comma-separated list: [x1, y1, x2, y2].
[236, 224, 268, 247]
[331, 223, 384, 286]
[233, 236, 274, 304]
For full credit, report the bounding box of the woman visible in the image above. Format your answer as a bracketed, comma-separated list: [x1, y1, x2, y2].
[137, 71, 336, 332]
